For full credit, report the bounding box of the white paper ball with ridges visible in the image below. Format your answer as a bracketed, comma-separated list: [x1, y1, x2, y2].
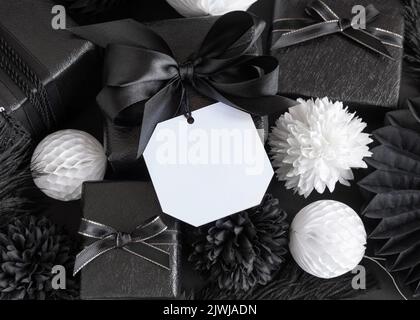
[289, 200, 367, 279]
[31, 130, 107, 201]
[269, 97, 372, 198]
[166, 0, 257, 17]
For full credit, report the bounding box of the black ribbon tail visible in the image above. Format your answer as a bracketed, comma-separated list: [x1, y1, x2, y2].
[368, 28, 403, 48]
[272, 20, 340, 49]
[195, 79, 297, 117]
[343, 28, 392, 60]
[132, 216, 169, 240]
[98, 44, 179, 127]
[78, 218, 117, 239]
[138, 80, 182, 157]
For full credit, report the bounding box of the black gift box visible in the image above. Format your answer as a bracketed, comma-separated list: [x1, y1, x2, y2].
[270, 0, 404, 109]
[103, 16, 267, 179]
[0, 0, 100, 137]
[80, 181, 181, 299]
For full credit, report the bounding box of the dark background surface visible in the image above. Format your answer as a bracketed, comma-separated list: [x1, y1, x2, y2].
[40, 0, 420, 300]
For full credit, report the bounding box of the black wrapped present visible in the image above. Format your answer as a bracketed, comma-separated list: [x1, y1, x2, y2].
[270, 0, 404, 110]
[77, 181, 181, 299]
[70, 12, 294, 179]
[0, 0, 100, 137]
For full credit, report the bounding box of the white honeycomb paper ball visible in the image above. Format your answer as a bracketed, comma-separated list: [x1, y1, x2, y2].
[31, 130, 107, 201]
[289, 200, 367, 279]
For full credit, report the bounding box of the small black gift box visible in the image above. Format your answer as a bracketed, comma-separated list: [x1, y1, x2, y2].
[79, 181, 181, 299]
[270, 0, 404, 110]
[0, 0, 100, 137]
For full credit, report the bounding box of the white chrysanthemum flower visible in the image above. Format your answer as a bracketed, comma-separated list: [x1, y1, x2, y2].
[269, 97, 372, 198]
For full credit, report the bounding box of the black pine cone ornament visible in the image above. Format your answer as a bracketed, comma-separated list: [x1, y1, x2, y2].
[0, 215, 78, 300]
[358, 99, 420, 297]
[188, 194, 289, 293]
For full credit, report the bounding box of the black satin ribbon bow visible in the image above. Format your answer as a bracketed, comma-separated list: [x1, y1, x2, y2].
[70, 11, 296, 158]
[272, 0, 403, 59]
[73, 216, 176, 276]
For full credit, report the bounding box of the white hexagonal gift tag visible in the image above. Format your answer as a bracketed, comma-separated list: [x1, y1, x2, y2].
[143, 102, 274, 227]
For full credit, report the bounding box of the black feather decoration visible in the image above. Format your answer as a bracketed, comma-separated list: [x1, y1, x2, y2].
[194, 260, 377, 300]
[358, 100, 420, 297]
[0, 112, 34, 228]
[188, 194, 289, 294]
[0, 215, 79, 300]
[402, 0, 420, 73]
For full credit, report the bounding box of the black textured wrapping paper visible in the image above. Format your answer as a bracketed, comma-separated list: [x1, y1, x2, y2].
[270, 0, 404, 109]
[104, 16, 266, 178]
[80, 181, 181, 300]
[0, 0, 100, 137]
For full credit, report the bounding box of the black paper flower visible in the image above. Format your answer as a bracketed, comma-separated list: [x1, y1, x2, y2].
[358, 99, 420, 297]
[0, 215, 78, 300]
[189, 194, 289, 293]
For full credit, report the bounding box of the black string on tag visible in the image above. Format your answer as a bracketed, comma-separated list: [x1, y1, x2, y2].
[182, 88, 194, 124]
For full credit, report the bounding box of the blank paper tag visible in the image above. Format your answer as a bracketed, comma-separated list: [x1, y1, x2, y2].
[143, 102, 274, 227]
